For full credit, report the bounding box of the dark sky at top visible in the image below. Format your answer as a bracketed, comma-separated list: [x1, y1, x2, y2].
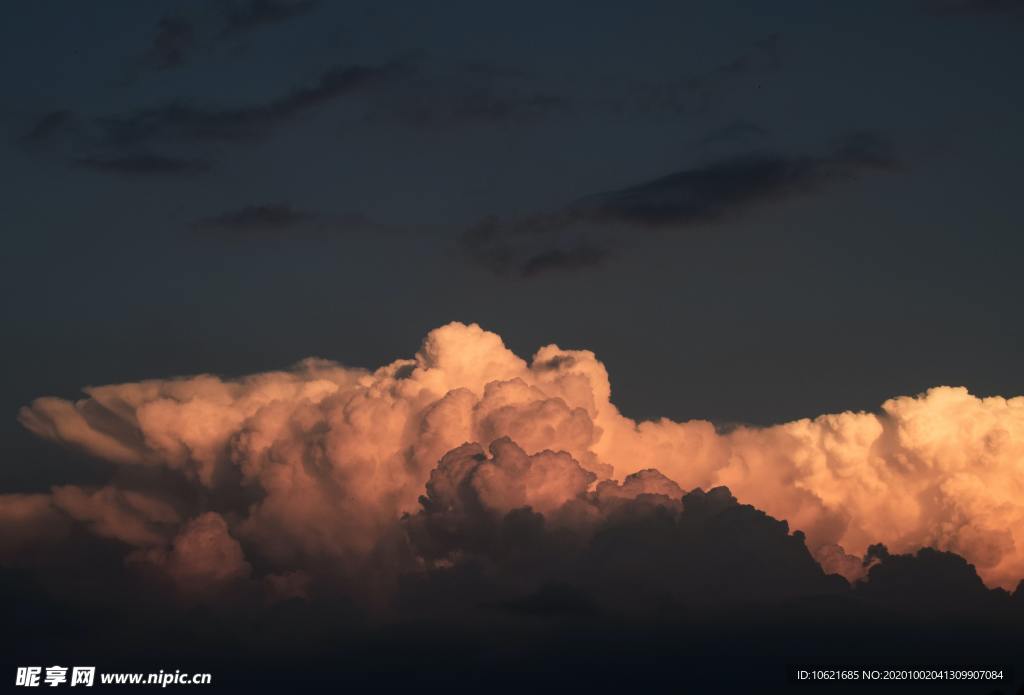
[2, 0, 1022, 492]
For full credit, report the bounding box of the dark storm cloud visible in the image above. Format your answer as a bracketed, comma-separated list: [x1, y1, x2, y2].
[6, 471, 1020, 675]
[855, 544, 1011, 614]
[142, 16, 196, 71]
[3, 429, 1022, 688]
[219, 0, 320, 35]
[99, 60, 411, 145]
[74, 153, 212, 176]
[403, 454, 845, 617]
[403, 451, 1023, 627]
[462, 132, 899, 276]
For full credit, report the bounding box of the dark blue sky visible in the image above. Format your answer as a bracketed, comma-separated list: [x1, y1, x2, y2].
[2, 0, 1022, 490]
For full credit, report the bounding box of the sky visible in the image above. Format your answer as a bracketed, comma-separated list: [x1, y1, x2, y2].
[2, 1, 1023, 691]
[3, 0, 1022, 438]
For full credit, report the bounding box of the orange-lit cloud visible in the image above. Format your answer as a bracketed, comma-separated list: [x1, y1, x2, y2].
[7, 322, 1024, 593]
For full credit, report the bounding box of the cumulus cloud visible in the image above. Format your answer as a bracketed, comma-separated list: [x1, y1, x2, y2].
[404, 474, 845, 619]
[49, 485, 180, 547]
[8, 322, 1024, 608]
[0, 494, 71, 563]
[133, 512, 251, 592]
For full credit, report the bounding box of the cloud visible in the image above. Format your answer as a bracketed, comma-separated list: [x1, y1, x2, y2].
[132, 512, 251, 593]
[582, 132, 896, 224]
[73, 153, 212, 176]
[368, 36, 780, 130]
[194, 204, 316, 235]
[602, 34, 783, 118]
[362, 77, 570, 129]
[716, 34, 783, 76]
[5, 323, 1024, 690]
[461, 132, 899, 275]
[25, 60, 411, 152]
[699, 120, 770, 147]
[0, 494, 70, 564]
[142, 16, 196, 71]
[192, 204, 387, 240]
[19, 110, 77, 146]
[407, 437, 597, 563]
[97, 60, 410, 145]
[18, 55, 413, 178]
[405, 470, 845, 618]
[122, 3, 317, 80]
[513, 243, 613, 278]
[219, 0, 320, 35]
[7, 321, 1024, 606]
[18, 35, 783, 175]
[852, 544, 1018, 624]
[49, 485, 179, 547]
[134, 3, 318, 75]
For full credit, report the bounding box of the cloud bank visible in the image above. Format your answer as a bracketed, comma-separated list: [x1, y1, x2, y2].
[5, 323, 1024, 610]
